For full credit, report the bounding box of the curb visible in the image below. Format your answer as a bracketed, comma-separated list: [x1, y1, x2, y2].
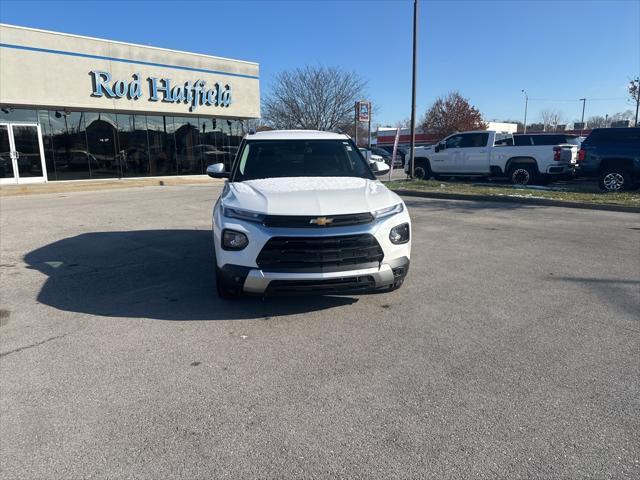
[0, 176, 223, 197]
[393, 189, 640, 214]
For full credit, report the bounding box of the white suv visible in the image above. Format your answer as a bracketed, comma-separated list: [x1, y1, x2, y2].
[207, 130, 411, 298]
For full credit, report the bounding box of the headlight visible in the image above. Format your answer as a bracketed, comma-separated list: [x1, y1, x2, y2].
[373, 203, 404, 219]
[223, 206, 265, 223]
[222, 229, 249, 250]
[389, 223, 410, 244]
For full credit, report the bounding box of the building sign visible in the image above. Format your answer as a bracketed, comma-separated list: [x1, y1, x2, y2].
[357, 101, 370, 122]
[89, 71, 232, 112]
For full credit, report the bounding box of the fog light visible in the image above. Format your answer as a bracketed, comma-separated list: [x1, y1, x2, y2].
[222, 229, 249, 250]
[389, 223, 410, 244]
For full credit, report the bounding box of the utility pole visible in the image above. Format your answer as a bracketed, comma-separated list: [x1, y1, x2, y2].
[631, 77, 640, 127]
[579, 98, 586, 136]
[354, 102, 358, 147]
[368, 105, 372, 149]
[409, 0, 419, 179]
[521, 89, 528, 133]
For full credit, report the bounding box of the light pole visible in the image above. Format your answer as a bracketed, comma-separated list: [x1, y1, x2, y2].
[408, 0, 418, 179]
[579, 98, 586, 135]
[521, 89, 528, 133]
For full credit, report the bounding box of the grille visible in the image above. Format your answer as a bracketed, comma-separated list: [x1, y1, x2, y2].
[266, 276, 376, 295]
[263, 212, 374, 229]
[256, 234, 384, 272]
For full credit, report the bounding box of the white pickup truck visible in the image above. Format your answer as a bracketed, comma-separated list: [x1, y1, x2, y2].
[405, 130, 575, 185]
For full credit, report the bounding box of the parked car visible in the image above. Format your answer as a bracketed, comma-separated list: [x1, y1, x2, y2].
[358, 148, 386, 164]
[575, 127, 640, 191]
[207, 130, 410, 298]
[369, 147, 396, 166]
[405, 130, 575, 185]
[378, 145, 409, 166]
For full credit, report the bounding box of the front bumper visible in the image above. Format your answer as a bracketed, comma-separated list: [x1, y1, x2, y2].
[213, 207, 412, 295]
[220, 257, 410, 295]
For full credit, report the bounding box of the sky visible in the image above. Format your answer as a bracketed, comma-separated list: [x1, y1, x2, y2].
[1, 0, 639, 127]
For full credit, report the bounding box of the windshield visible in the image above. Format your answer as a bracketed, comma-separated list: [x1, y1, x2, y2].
[232, 139, 375, 181]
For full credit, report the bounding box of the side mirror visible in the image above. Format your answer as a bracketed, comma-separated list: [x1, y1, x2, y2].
[206, 163, 229, 179]
[371, 160, 390, 176]
[435, 142, 445, 153]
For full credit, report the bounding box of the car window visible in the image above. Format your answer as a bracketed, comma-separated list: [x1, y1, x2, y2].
[445, 135, 464, 149]
[585, 129, 640, 145]
[494, 137, 514, 146]
[513, 135, 533, 146]
[460, 133, 489, 148]
[530, 135, 566, 145]
[233, 140, 375, 181]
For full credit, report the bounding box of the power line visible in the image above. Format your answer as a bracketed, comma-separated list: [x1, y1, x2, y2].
[528, 97, 627, 102]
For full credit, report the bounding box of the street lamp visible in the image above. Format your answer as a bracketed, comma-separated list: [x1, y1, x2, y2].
[408, 0, 419, 179]
[521, 89, 528, 133]
[579, 98, 586, 136]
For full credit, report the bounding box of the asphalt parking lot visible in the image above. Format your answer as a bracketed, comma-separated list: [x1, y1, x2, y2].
[1, 184, 639, 479]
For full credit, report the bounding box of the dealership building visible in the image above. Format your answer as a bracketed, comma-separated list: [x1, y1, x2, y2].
[0, 24, 260, 184]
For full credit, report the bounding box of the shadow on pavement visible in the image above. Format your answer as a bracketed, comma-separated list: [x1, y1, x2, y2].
[549, 276, 640, 319]
[24, 230, 358, 321]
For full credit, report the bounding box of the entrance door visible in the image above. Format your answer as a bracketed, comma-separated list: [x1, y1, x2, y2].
[0, 123, 48, 185]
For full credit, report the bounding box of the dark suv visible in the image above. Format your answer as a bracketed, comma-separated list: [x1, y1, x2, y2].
[576, 128, 640, 191]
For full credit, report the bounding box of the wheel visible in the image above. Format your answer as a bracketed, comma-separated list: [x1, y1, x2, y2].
[216, 267, 239, 299]
[509, 164, 537, 185]
[413, 161, 430, 180]
[598, 168, 632, 192]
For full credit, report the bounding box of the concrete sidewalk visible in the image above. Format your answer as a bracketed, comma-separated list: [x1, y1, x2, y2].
[0, 175, 223, 197]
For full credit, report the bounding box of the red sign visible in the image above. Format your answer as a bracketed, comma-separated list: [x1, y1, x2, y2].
[357, 101, 370, 122]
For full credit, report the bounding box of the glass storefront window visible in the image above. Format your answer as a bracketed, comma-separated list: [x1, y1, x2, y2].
[85, 112, 119, 179]
[173, 116, 202, 175]
[0, 107, 38, 123]
[0, 125, 14, 179]
[116, 114, 150, 177]
[199, 117, 228, 171]
[1, 107, 248, 181]
[146, 115, 177, 176]
[49, 111, 91, 180]
[38, 111, 56, 179]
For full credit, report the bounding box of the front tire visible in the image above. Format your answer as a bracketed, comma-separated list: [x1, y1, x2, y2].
[413, 161, 431, 180]
[509, 164, 537, 185]
[598, 168, 632, 192]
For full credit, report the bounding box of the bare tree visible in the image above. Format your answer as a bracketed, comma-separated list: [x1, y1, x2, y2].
[610, 109, 634, 122]
[395, 117, 411, 129]
[261, 66, 367, 131]
[539, 109, 564, 131]
[421, 91, 487, 138]
[586, 115, 607, 128]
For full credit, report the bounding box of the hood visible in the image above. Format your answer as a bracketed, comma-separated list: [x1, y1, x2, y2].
[222, 177, 402, 216]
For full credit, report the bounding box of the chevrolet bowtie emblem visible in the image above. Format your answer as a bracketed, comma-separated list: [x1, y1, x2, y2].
[310, 217, 334, 226]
